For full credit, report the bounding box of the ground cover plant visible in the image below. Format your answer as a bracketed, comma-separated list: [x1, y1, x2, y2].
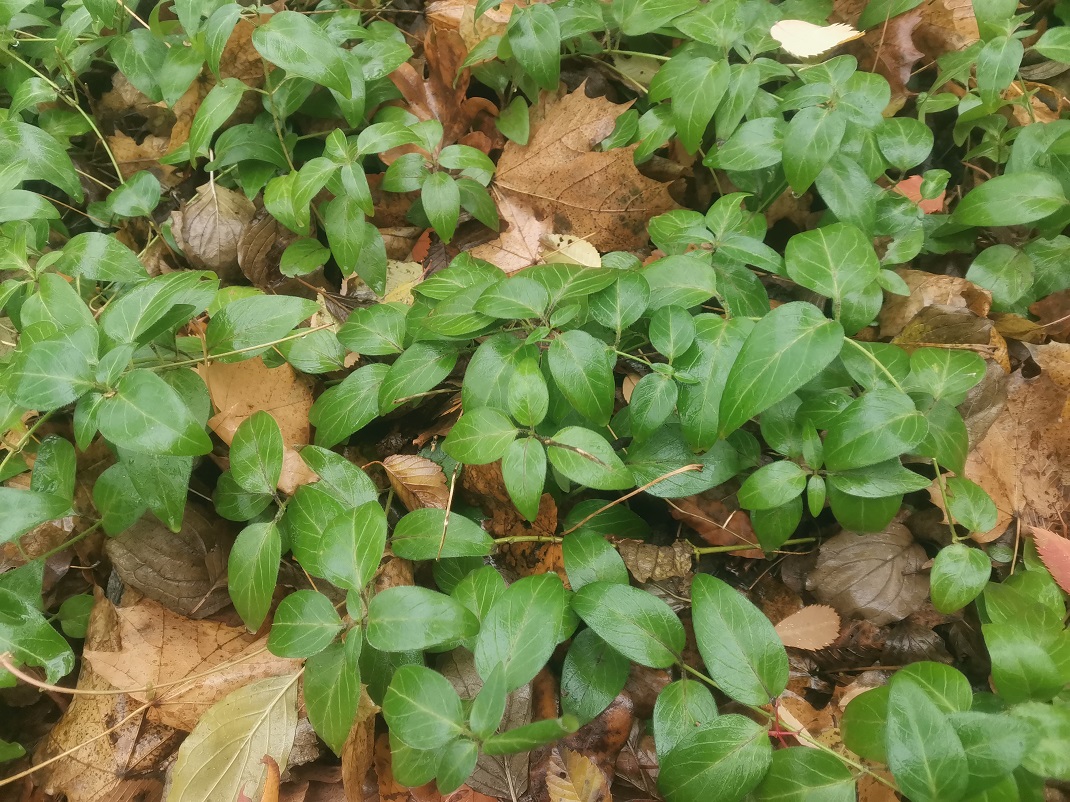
[2, 0, 1070, 797]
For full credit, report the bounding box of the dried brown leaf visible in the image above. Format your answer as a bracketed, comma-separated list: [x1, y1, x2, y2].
[382, 454, 449, 510]
[546, 748, 611, 802]
[891, 305, 1010, 372]
[198, 357, 318, 494]
[426, 0, 514, 51]
[774, 605, 842, 650]
[238, 208, 299, 290]
[834, 6, 924, 112]
[341, 687, 379, 802]
[616, 539, 692, 583]
[913, 0, 979, 60]
[104, 506, 231, 618]
[667, 493, 763, 559]
[472, 87, 678, 272]
[82, 595, 301, 731]
[804, 524, 929, 626]
[879, 269, 991, 338]
[171, 183, 255, 282]
[1030, 527, 1070, 595]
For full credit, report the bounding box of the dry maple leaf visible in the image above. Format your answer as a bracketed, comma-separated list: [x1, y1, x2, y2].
[963, 369, 1070, 541]
[198, 357, 318, 495]
[1030, 526, 1070, 595]
[171, 182, 256, 282]
[774, 605, 842, 650]
[471, 86, 678, 272]
[82, 595, 300, 732]
[546, 748, 612, 802]
[382, 454, 449, 510]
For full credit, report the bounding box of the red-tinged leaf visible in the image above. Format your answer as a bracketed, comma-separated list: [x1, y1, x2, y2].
[1031, 526, 1070, 594]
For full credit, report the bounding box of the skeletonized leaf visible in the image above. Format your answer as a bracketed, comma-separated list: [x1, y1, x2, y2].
[545, 747, 611, 802]
[1030, 526, 1070, 594]
[769, 20, 863, 58]
[166, 673, 300, 802]
[382, 454, 449, 510]
[774, 605, 841, 650]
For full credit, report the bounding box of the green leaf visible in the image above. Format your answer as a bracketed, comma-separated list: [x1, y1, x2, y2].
[825, 459, 930, 498]
[890, 661, 972, 713]
[663, 57, 729, 154]
[0, 587, 74, 683]
[420, 171, 461, 243]
[930, 543, 991, 613]
[367, 586, 479, 652]
[953, 171, 1067, 227]
[228, 522, 282, 632]
[886, 677, 969, 802]
[548, 330, 614, 426]
[649, 305, 697, 361]
[629, 373, 678, 440]
[561, 628, 630, 724]
[436, 739, 478, 794]
[950, 711, 1030, 796]
[842, 685, 889, 762]
[477, 278, 550, 320]
[304, 636, 361, 754]
[572, 581, 684, 668]
[280, 238, 331, 278]
[496, 95, 530, 144]
[719, 302, 844, 437]
[904, 348, 986, 404]
[658, 714, 772, 802]
[100, 170, 161, 219]
[310, 363, 389, 448]
[442, 407, 517, 464]
[507, 358, 549, 427]
[475, 573, 567, 691]
[783, 106, 847, 194]
[691, 573, 788, 704]
[57, 594, 93, 639]
[320, 502, 387, 592]
[206, 295, 319, 361]
[267, 590, 343, 658]
[97, 369, 212, 456]
[482, 716, 580, 754]
[0, 120, 83, 201]
[30, 436, 76, 502]
[785, 223, 880, 303]
[507, 3, 561, 90]
[1010, 701, 1070, 781]
[547, 427, 634, 490]
[229, 411, 283, 495]
[738, 461, 808, 511]
[1034, 27, 1070, 62]
[653, 679, 718, 758]
[383, 665, 465, 749]
[54, 232, 149, 283]
[642, 253, 718, 309]
[251, 11, 350, 95]
[619, 0, 693, 35]
[469, 663, 507, 740]
[983, 623, 1066, 703]
[707, 117, 784, 171]
[823, 389, 927, 471]
[966, 244, 1034, 309]
[391, 508, 494, 560]
[501, 437, 547, 521]
[944, 477, 998, 533]
[590, 272, 649, 333]
[378, 342, 458, 414]
[298, 446, 379, 507]
[753, 747, 855, 802]
[10, 331, 97, 411]
[187, 77, 247, 161]
[338, 303, 407, 355]
[677, 315, 751, 449]
[563, 530, 629, 590]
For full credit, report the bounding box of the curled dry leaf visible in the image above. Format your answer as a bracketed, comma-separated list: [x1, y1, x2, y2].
[667, 492, 763, 559]
[774, 605, 842, 650]
[562, 693, 634, 780]
[1029, 527, 1070, 595]
[546, 748, 612, 802]
[166, 673, 300, 802]
[341, 687, 379, 802]
[238, 208, 299, 291]
[82, 595, 301, 731]
[879, 269, 991, 338]
[382, 454, 449, 510]
[34, 590, 182, 802]
[471, 86, 678, 272]
[104, 505, 231, 618]
[198, 357, 318, 495]
[804, 524, 928, 626]
[616, 539, 692, 583]
[171, 183, 256, 282]
[961, 370, 1070, 541]
[425, 0, 514, 51]
[892, 305, 1010, 373]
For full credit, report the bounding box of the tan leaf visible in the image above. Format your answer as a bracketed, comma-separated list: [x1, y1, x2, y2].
[774, 605, 842, 650]
[546, 748, 611, 802]
[913, 0, 979, 60]
[960, 368, 1070, 542]
[171, 183, 256, 282]
[667, 493, 763, 559]
[104, 506, 231, 618]
[891, 305, 1009, 373]
[472, 86, 678, 272]
[341, 687, 380, 802]
[804, 524, 929, 626]
[541, 234, 601, 267]
[382, 454, 449, 510]
[82, 596, 301, 731]
[198, 357, 318, 494]
[238, 208, 299, 291]
[879, 269, 991, 338]
[426, 0, 514, 51]
[256, 755, 281, 802]
[616, 539, 692, 583]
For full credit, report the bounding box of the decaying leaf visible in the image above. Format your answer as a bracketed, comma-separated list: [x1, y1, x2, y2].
[472, 86, 678, 272]
[199, 357, 318, 494]
[913, 0, 979, 60]
[667, 493, 763, 559]
[104, 506, 231, 618]
[880, 269, 992, 338]
[171, 183, 256, 282]
[541, 234, 602, 267]
[166, 673, 300, 802]
[425, 0, 514, 51]
[962, 369, 1070, 541]
[616, 539, 692, 583]
[83, 595, 301, 731]
[891, 305, 1010, 372]
[774, 605, 842, 650]
[805, 524, 929, 626]
[238, 208, 300, 291]
[382, 454, 449, 510]
[1030, 527, 1070, 595]
[831, 0, 924, 113]
[546, 747, 612, 802]
[341, 687, 379, 802]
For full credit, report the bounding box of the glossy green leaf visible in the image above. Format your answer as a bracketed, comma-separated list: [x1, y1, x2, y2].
[229, 411, 283, 495]
[738, 461, 808, 511]
[367, 586, 479, 652]
[310, 363, 390, 448]
[304, 635, 361, 754]
[206, 295, 318, 361]
[54, 232, 148, 283]
[0, 587, 75, 684]
[501, 436, 546, 521]
[629, 373, 678, 440]
[97, 370, 212, 456]
[953, 171, 1067, 227]
[619, 0, 693, 35]
[391, 508, 494, 560]
[653, 679, 718, 758]
[378, 343, 458, 414]
[229, 522, 281, 632]
[753, 747, 855, 802]
[268, 590, 343, 658]
[561, 628, 630, 724]
[944, 477, 999, 534]
[785, 223, 880, 303]
[658, 714, 772, 802]
[886, 677, 969, 802]
[823, 389, 927, 471]
[572, 581, 684, 668]
[930, 543, 991, 613]
[383, 665, 465, 749]
[548, 330, 614, 425]
[547, 426, 634, 490]
[469, 663, 507, 740]
[507, 3, 561, 90]
[251, 11, 350, 95]
[442, 407, 517, 465]
[482, 715, 580, 754]
[320, 502, 387, 592]
[783, 106, 846, 194]
[421, 171, 461, 243]
[562, 530, 629, 590]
